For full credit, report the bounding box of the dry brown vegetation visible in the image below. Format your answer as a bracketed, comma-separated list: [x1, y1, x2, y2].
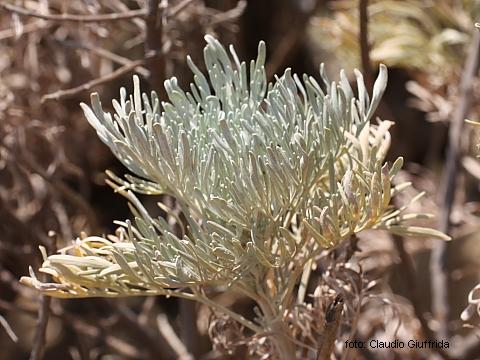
[1, 1, 480, 359]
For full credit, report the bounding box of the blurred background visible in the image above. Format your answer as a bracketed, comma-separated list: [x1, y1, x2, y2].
[1, 0, 480, 359]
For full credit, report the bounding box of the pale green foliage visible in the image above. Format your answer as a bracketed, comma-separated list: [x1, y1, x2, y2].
[316, 0, 478, 74]
[22, 37, 448, 313]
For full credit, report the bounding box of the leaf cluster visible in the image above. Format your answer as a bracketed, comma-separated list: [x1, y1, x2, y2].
[21, 36, 449, 304]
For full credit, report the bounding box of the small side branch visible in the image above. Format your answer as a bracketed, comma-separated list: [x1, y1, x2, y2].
[359, 0, 373, 89]
[57, 39, 150, 77]
[167, 0, 195, 19]
[29, 237, 55, 360]
[41, 59, 144, 102]
[157, 313, 194, 360]
[114, 302, 176, 359]
[144, 0, 166, 95]
[430, 28, 480, 339]
[0, 2, 147, 22]
[266, 0, 320, 79]
[29, 295, 51, 360]
[392, 235, 453, 360]
[0, 315, 18, 343]
[393, 236, 429, 333]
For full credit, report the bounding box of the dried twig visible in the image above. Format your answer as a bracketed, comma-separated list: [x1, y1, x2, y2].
[57, 39, 150, 77]
[0, 314, 18, 343]
[157, 313, 194, 360]
[0, 298, 143, 359]
[209, 0, 247, 26]
[41, 59, 144, 102]
[359, 0, 373, 89]
[265, 0, 320, 79]
[115, 302, 177, 359]
[0, 19, 49, 40]
[430, 28, 480, 339]
[0, 196, 44, 248]
[392, 236, 428, 329]
[0, 141, 98, 229]
[0, 2, 147, 22]
[144, 0, 166, 95]
[166, 0, 195, 19]
[138, 296, 156, 326]
[29, 294, 51, 360]
[318, 295, 343, 360]
[266, 26, 303, 79]
[392, 235, 453, 360]
[29, 235, 55, 360]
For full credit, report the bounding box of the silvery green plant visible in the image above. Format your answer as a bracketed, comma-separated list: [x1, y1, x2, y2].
[22, 36, 450, 358]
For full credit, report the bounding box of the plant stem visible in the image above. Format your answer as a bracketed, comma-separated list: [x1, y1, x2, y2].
[359, 0, 373, 89]
[189, 290, 263, 333]
[145, 0, 166, 96]
[318, 295, 343, 360]
[30, 294, 51, 360]
[430, 28, 480, 339]
[270, 319, 297, 360]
